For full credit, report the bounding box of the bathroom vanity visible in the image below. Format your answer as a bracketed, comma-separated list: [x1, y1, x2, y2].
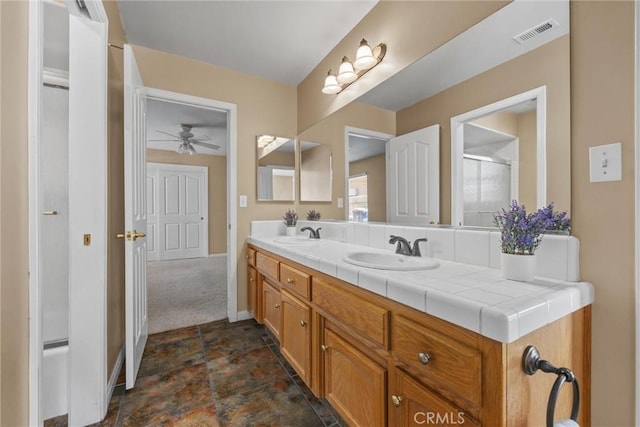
[246, 221, 592, 427]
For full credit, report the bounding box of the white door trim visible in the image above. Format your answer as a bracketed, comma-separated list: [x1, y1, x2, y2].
[450, 86, 547, 227]
[143, 87, 239, 321]
[343, 126, 394, 221]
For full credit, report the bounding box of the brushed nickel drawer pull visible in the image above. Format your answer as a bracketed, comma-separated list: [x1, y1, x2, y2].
[300, 320, 306, 327]
[274, 303, 280, 309]
[321, 344, 328, 352]
[391, 395, 403, 407]
[287, 278, 294, 284]
[418, 352, 432, 365]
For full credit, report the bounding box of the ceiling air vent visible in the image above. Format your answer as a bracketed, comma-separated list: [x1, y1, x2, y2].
[513, 19, 559, 44]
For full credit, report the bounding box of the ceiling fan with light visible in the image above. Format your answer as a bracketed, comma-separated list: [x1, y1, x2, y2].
[149, 124, 220, 154]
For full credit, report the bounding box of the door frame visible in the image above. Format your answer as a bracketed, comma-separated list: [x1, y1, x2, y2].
[343, 126, 393, 221]
[28, 0, 109, 425]
[450, 86, 547, 227]
[144, 87, 239, 321]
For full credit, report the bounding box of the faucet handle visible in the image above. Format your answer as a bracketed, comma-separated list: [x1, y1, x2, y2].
[412, 238, 428, 257]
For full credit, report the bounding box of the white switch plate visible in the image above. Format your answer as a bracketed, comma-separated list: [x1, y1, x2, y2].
[589, 142, 622, 182]
[239, 195, 247, 207]
[337, 197, 344, 208]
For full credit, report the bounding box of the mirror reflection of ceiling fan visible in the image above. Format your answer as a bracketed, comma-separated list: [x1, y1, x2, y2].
[148, 124, 220, 154]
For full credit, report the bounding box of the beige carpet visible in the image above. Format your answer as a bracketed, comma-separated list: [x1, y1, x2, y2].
[147, 255, 227, 334]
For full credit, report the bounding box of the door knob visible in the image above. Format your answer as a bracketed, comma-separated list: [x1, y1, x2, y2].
[130, 230, 146, 241]
[42, 210, 58, 215]
[116, 230, 146, 241]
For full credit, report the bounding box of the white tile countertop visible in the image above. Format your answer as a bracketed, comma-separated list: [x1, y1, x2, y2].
[247, 235, 594, 344]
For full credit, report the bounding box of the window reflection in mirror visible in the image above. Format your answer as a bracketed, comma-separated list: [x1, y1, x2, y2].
[300, 141, 332, 202]
[347, 131, 388, 222]
[256, 135, 295, 202]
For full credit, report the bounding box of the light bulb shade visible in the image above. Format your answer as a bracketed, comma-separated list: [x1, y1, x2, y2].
[337, 56, 357, 84]
[177, 143, 187, 154]
[322, 71, 341, 95]
[354, 38, 376, 71]
[187, 143, 196, 155]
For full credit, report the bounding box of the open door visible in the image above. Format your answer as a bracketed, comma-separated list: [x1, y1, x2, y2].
[123, 44, 148, 389]
[387, 125, 440, 225]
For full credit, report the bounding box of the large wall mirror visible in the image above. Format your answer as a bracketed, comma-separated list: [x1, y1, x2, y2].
[300, 141, 333, 202]
[256, 135, 296, 202]
[295, 0, 569, 225]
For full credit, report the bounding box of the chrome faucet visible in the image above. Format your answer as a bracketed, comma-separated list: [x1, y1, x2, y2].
[301, 227, 322, 239]
[389, 235, 427, 256]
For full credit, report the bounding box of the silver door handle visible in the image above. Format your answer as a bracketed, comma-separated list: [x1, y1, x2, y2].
[43, 211, 58, 215]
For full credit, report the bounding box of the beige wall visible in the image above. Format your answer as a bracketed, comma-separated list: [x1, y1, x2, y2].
[104, 0, 127, 384]
[0, 1, 29, 425]
[297, 1, 509, 132]
[349, 154, 386, 222]
[397, 35, 570, 224]
[300, 144, 332, 202]
[147, 149, 228, 254]
[131, 44, 298, 312]
[572, 2, 635, 426]
[471, 111, 518, 136]
[258, 150, 295, 167]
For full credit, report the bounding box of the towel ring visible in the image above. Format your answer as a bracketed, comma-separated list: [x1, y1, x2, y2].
[522, 345, 580, 427]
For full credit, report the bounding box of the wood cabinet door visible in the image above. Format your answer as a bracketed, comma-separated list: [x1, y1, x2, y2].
[280, 290, 311, 385]
[247, 265, 257, 318]
[389, 369, 479, 427]
[322, 327, 386, 427]
[262, 280, 281, 339]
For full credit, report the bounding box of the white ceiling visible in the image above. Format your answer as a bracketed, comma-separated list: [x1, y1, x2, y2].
[116, 0, 378, 85]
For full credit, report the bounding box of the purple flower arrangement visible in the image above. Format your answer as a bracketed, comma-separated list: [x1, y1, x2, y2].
[306, 209, 321, 221]
[494, 201, 570, 255]
[282, 209, 298, 227]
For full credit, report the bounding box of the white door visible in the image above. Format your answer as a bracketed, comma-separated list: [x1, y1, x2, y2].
[147, 163, 208, 261]
[124, 44, 148, 390]
[387, 125, 440, 225]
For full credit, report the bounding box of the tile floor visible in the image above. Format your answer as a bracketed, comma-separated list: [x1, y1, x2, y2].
[45, 319, 344, 427]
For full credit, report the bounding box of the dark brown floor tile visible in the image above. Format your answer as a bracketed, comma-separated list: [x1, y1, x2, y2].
[207, 346, 290, 400]
[138, 335, 205, 378]
[118, 363, 212, 426]
[170, 406, 220, 427]
[290, 375, 338, 426]
[198, 318, 258, 336]
[201, 321, 266, 360]
[44, 414, 67, 427]
[147, 325, 200, 347]
[215, 377, 325, 427]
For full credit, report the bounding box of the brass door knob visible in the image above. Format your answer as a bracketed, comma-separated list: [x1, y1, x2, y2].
[130, 230, 146, 241]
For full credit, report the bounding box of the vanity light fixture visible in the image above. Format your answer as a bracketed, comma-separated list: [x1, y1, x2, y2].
[321, 38, 386, 95]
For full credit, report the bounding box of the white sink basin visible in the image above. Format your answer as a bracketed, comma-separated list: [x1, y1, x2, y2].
[342, 251, 439, 271]
[274, 236, 319, 245]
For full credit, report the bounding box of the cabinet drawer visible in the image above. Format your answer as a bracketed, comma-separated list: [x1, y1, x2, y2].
[247, 247, 256, 267]
[256, 252, 279, 281]
[391, 369, 479, 427]
[392, 315, 482, 411]
[313, 278, 389, 348]
[279, 263, 311, 300]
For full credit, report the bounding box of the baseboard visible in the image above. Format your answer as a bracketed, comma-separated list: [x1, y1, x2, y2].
[208, 252, 227, 259]
[235, 310, 252, 321]
[105, 346, 124, 414]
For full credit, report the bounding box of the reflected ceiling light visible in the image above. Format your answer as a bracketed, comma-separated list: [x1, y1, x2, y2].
[257, 135, 276, 148]
[322, 38, 386, 95]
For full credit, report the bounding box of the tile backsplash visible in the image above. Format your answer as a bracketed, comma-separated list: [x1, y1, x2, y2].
[250, 220, 580, 282]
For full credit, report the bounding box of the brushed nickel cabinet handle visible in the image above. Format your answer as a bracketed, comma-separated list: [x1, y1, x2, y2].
[321, 344, 328, 352]
[287, 278, 294, 284]
[418, 352, 432, 365]
[391, 395, 403, 407]
[300, 320, 306, 327]
[274, 303, 280, 309]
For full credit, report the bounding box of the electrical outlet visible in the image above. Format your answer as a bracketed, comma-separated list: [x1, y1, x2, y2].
[589, 142, 622, 182]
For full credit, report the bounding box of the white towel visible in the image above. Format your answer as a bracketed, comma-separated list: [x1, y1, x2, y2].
[554, 419, 579, 427]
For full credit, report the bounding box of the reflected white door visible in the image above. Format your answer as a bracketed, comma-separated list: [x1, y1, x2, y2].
[387, 125, 440, 225]
[124, 44, 148, 390]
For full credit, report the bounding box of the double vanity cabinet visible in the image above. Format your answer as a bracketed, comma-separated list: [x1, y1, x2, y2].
[247, 243, 591, 427]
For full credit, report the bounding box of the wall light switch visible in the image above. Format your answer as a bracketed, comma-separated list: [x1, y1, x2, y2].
[239, 195, 247, 208]
[589, 142, 622, 183]
[337, 198, 344, 208]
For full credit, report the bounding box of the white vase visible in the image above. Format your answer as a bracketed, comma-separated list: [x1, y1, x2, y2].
[501, 253, 536, 282]
[285, 226, 296, 237]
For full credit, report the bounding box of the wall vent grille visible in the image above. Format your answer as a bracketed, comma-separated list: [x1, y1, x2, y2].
[513, 19, 559, 44]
